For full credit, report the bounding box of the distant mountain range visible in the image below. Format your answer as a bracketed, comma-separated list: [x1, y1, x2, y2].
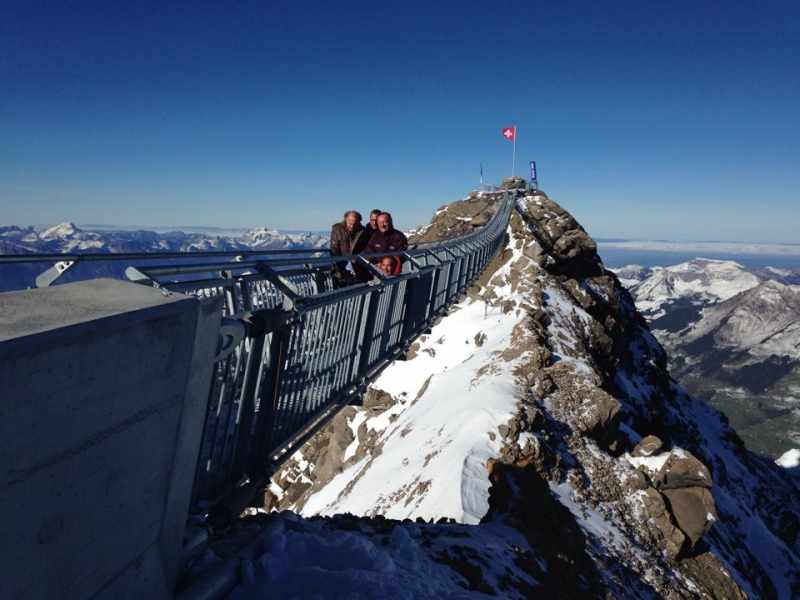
[0, 222, 330, 292]
[614, 258, 800, 457]
[0, 222, 329, 253]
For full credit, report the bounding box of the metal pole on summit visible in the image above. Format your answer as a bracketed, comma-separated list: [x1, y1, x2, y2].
[502, 125, 517, 177]
[512, 129, 516, 177]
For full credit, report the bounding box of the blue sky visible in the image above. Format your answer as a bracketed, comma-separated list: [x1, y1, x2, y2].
[2, 1, 798, 243]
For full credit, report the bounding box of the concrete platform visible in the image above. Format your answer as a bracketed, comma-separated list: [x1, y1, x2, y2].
[0, 279, 222, 599]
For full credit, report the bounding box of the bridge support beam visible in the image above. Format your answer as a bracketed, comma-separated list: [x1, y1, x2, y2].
[0, 278, 222, 599]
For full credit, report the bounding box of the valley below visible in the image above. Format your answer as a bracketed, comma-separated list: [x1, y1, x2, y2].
[614, 259, 800, 459]
[675, 369, 800, 458]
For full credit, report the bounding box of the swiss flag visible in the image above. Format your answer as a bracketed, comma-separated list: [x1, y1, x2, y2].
[502, 126, 516, 140]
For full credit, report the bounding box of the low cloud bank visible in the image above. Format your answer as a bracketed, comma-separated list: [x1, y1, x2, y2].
[598, 240, 800, 256]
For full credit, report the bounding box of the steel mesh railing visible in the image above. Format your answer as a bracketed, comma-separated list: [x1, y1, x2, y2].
[0, 190, 515, 516]
[164, 191, 514, 511]
[189, 194, 513, 510]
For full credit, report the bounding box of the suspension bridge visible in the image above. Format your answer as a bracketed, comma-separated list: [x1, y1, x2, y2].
[0, 188, 519, 598]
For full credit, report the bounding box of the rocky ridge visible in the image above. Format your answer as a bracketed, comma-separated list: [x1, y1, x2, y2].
[261, 186, 799, 598]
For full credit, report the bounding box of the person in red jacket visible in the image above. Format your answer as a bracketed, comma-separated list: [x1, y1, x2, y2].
[378, 255, 399, 277]
[364, 212, 407, 271]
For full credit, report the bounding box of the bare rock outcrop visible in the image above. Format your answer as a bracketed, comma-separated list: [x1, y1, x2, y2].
[641, 486, 687, 559]
[516, 191, 603, 279]
[576, 390, 623, 448]
[633, 435, 663, 457]
[408, 192, 504, 243]
[663, 486, 716, 547]
[653, 449, 713, 490]
[649, 449, 717, 550]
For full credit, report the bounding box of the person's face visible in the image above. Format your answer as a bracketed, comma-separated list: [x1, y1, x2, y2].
[345, 214, 358, 232]
[379, 258, 394, 276]
[377, 215, 390, 232]
[370, 214, 379, 228]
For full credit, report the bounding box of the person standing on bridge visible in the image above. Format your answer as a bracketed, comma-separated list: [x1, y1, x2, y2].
[364, 209, 382, 238]
[330, 210, 369, 288]
[378, 255, 398, 277]
[365, 212, 407, 274]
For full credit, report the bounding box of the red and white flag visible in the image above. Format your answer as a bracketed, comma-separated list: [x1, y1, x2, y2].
[502, 126, 516, 140]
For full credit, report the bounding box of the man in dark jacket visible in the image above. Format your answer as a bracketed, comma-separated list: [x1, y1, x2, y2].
[330, 210, 369, 287]
[364, 209, 382, 238]
[364, 212, 407, 269]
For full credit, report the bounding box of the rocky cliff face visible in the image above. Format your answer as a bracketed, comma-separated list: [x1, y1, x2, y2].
[262, 187, 800, 598]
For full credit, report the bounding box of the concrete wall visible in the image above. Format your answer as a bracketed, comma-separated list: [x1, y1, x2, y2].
[0, 279, 222, 599]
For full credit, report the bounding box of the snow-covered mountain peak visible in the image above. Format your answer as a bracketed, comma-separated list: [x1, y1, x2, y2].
[612, 263, 653, 281]
[676, 257, 742, 269]
[612, 257, 762, 319]
[241, 226, 281, 239]
[766, 266, 795, 277]
[676, 278, 800, 359]
[618, 254, 800, 365]
[239, 227, 328, 249]
[748, 279, 798, 308]
[255, 189, 800, 598]
[40, 222, 81, 239]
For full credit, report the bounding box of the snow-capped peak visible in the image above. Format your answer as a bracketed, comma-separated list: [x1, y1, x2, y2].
[611, 258, 761, 318]
[40, 222, 81, 239]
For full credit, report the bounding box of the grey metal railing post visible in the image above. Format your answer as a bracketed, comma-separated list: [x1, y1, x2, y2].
[356, 287, 381, 377]
[346, 291, 370, 383]
[227, 334, 265, 481]
[252, 322, 292, 472]
[401, 267, 436, 339]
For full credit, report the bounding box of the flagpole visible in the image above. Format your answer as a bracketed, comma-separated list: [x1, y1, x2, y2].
[511, 126, 516, 177]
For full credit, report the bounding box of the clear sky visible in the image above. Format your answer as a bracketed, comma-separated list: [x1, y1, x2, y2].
[2, 1, 798, 243]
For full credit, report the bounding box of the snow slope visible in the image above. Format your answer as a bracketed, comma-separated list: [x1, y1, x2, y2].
[277, 229, 533, 524]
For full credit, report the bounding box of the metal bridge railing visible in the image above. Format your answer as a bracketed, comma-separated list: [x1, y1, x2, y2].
[0, 190, 516, 545]
[130, 194, 512, 522]
[178, 191, 514, 520]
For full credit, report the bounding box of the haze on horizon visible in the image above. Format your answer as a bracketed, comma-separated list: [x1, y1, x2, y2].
[2, 1, 798, 244]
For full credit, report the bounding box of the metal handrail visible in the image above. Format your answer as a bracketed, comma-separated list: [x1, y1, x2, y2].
[2, 190, 516, 561]
[0, 247, 331, 290]
[165, 191, 513, 518]
[0, 247, 328, 264]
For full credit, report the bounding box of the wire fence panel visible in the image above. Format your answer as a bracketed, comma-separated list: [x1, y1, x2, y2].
[357, 279, 408, 374]
[267, 292, 366, 456]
